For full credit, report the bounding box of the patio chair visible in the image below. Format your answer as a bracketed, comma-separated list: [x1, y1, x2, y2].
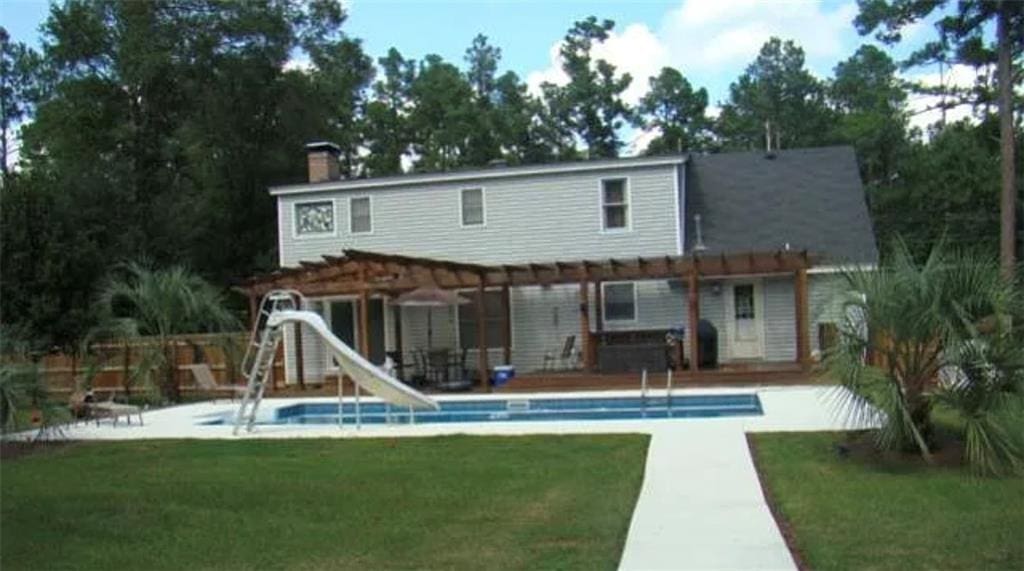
[543, 335, 578, 371]
[184, 363, 248, 401]
[428, 349, 451, 385]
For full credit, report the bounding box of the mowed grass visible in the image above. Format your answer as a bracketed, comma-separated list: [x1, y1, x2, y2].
[1, 435, 648, 570]
[751, 432, 1024, 571]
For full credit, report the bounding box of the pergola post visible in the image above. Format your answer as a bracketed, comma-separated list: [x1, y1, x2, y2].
[594, 280, 604, 333]
[247, 292, 259, 331]
[357, 264, 370, 358]
[687, 268, 700, 373]
[794, 267, 810, 370]
[579, 281, 593, 372]
[476, 282, 490, 391]
[294, 323, 305, 389]
[501, 284, 511, 365]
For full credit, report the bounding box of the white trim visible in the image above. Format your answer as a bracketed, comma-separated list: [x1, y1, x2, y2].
[599, 176, 632, 233]
[291, 198, 338, 239]
[807, 263, 877, 274]
[270, 155, 688, 195]
[673, 164, 683, 255]
[276, 199, 285, 267]
[601, 281, 639, 323]
[348, 195, 373, 235]
[459, 187, 486, 228]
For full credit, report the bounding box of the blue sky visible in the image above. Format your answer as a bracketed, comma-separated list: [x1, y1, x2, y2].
[2, 0, 976, 150]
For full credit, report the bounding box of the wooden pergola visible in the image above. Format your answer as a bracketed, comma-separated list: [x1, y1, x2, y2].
[238, 248, 817, 388]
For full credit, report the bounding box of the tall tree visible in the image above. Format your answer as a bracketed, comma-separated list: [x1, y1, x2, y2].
[409, 54, 475, 171]
[0, 28, 39, 180]
[854, 0, 1024, 277]
[717, 38, 836, 151]
[492, 71, 563, 164]
[2, 0, 365, 344]
[542, 17, 632, 158]
[364, 48, 415, 175]
[461, 34, 503, 166]
[831, 45, 909, 185]
[638, 67, 711, 154]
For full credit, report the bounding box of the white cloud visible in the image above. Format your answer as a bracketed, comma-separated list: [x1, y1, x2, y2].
[526, 23, 669, 106]
[526, 0, 861, 112]
[661, 0, 859, 75]
[902, 64, 984, 133]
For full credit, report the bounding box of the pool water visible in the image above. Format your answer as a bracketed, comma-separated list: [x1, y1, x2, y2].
[209, 394, 763, 426]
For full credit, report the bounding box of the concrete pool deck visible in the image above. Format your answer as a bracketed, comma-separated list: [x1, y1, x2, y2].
[16, 385, 872, 570]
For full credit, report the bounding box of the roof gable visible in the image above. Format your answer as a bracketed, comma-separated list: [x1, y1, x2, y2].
[685, 146, 878, 265]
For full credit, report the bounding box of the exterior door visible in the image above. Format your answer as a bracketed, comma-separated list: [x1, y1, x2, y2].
[727, 281, 765, 360]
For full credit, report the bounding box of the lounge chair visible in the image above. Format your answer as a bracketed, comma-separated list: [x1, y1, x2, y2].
[184, 363, 248, 401]
[89, 395, 143, 426]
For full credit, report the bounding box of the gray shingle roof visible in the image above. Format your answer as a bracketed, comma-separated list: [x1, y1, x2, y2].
[684, 146, 878, 265]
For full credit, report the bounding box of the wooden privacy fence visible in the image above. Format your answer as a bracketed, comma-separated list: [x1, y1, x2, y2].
[14, 332, 286, 397]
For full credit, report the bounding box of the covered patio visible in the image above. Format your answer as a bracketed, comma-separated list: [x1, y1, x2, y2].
[238, 248, 818, 390]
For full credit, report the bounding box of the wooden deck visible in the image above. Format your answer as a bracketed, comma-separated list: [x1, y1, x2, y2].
[495, 364, 819, 393]
[265, 363, 821, 398]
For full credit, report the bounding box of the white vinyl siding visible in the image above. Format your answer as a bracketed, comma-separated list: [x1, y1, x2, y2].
[460, 188, 485, 226]
[601, 178, 629, 231]
[349, 196, 372, 234]
[277, 164, 679, 267]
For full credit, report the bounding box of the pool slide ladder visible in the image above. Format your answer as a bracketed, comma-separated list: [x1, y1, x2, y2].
[233, 290, 439, 435]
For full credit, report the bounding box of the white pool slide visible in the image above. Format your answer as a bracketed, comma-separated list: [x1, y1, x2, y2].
[268, 310, 439, 411]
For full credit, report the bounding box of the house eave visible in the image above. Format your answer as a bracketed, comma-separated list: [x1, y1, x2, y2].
[269, 155, 689, 196]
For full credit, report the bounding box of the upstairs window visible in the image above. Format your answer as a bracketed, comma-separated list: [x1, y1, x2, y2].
[461, 188, 485, 226]
[350, 197, 372, 234]
[601, 178, 629, 231]
[295, 200, 334, 236]
[603, 282, 637, 322]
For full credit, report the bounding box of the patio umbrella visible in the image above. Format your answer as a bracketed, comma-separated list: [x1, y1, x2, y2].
[391, 286, 470, 350]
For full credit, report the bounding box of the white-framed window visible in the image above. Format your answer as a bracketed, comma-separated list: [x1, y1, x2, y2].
[460, 187, 485, 226]
[349, 196, 372, 234]
[602, 282, 637, 322]
[294, 200, 335, 236]
[457, 290, 504, 349]
[601, 178, 629, 231]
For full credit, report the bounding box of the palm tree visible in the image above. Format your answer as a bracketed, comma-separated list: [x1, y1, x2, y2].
[828, 241, 1023, 475]
[94, 262, 240, 402]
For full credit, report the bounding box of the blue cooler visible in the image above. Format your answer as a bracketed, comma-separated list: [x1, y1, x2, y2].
[491, 365, 516, 387]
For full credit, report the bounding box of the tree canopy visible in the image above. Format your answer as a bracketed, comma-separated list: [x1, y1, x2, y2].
[0, 2, 1018, 347]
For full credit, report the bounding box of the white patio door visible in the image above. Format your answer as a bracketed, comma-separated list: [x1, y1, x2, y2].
[727, 281, 765, 360]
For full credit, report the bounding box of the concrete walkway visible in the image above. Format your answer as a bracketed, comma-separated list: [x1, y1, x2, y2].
[618, 424, 794, 570]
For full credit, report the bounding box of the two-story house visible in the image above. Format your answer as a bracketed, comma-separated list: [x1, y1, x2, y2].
[243, 142, 877, 386]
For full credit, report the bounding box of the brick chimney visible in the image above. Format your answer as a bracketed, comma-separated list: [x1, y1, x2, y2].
[305, 141, 341, 183]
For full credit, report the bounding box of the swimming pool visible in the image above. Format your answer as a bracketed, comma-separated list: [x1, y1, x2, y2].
[207, 394, 763, 426]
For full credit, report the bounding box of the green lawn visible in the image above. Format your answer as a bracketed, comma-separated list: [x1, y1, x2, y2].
[751, 432, 1024, 571]
[1, 435, 648, 570]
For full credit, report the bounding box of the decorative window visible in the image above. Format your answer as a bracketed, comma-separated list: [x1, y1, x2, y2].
[350, 197, 372, 234]
[295, 200, 334, 235]
[603, 282, 636, 322]
[458, 291, 504, 349]
[601, 178, 629, 230]
[461, 188, 485, 226]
